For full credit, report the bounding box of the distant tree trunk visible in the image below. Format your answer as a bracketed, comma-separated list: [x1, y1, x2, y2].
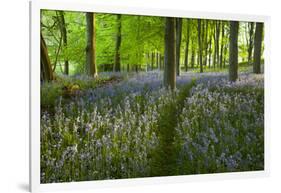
[220, 21, 225, 68]
[191, 45, 195, 69]
[208, 30, 212, 68]
[86, 13, 97, 77]
[146, 53, 150, 71]
[212, 22, 216, 68]
[208, 38, 212, 68]
[57, 11, 69, 75]
[203, 20, 209, 66]
[248, 22, 255, 65]
[223, 42, 228, 68]
[114, 14, 122, 72]
[41, 34, 54, 82]
[253, 22, 263, 74]
[159, 53, 163, 70]
[197, 19, 203, 73]
[216, 21, 221, 68]
[164, 17, 176, 90]
[229, 21, 239, 82]
[151, 51, 154, 70]
[158, 52, 162, 70]
[184, 19, 190, 72]
[176, 18, 182, 76]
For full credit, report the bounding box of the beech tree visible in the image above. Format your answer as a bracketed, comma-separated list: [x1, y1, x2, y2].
[197, 19, 203, 73]
[41, 33, 54, 82]
[247, 22, 255, 65]
[114, 14, 122, 72]
[86, 12, 97, 77]
[163, 17, 176, 90]
[57, 11, 69, 75]
[253, 22, 264, 74]
[229, 21, 239, 81]
[176, 18, 182, 76]
[184, 19, 190, 71]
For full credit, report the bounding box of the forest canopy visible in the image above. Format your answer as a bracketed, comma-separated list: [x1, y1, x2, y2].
[41, 10, 264, 80]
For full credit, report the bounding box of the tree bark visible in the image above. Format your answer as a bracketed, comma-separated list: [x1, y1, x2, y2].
[220, 21, 225, 68]
[247, 22, 255, 65]
[176, 18, 182, 76]
[41, 33, 54, 82]
[229, 21, 239, 82]
[146, 53, 150, 71]
[216, 21, 221, 68]
[57, 11, 69, 75]
[197, 19, 203, 73]
[114, 14, 122, 72]
[203, 20, 209, 66]
[86, 12, 97, 77]
[164, 17, 176, 90]
[253, 22, 263, 74]
[151, 51, 154, 70]
[184, 19, 190, 72]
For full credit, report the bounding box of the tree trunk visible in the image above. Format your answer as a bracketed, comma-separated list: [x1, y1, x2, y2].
[41, 34, 54, 82]
[156, 52, 159, 69]
[151, 51, 154, 70]
[184, 19, 190, 72]
[164, 17, 176, 90]
[86, 12, 97, 77]
[191, 45, 195, 69]
[57, 11, 69, 75]
[146, 53, 150, 71]
[203, 20, 209, 66]
[220, 21, 225, 68]
[253, 22, 263, 74]
[114, 14, 122, 72]
[216, 21, 221, 68]
[229, 21, 239, 82]
[197, 19, 203, 73]
[208, 33, 212, 68]
[213, 22, 216, 68]
[248, 22, 255, 65]
[176, 18, 182, 76]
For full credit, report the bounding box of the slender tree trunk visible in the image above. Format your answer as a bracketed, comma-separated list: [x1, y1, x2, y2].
[204, 20, 209, 66]
[208, 38, 212, 68]
[191, 45, 195, 69]
[57, 11, 69, 75]
[184, 19, 190, 72]
[229, 21, 239, 81]
[41, 34, 54, 81]
[197, 19, 203, 73]
[176, 18, 182, 76]
[151, 51, 154, 70]
[223, 42, 228, 68]
[220, 21, 225, 68]
[216, 21, 221, 68]
[114, 14, 122, 72]
[146, 53, 150, 71]
[158, 52, 162, 70]
[253, 22, 264, 74]
[208, 30, 212, 68]
[248, 22, 255, 65]
[164, 17, 176, 90]
[213, 22, 216, 68]
[85, 13, 97, 77]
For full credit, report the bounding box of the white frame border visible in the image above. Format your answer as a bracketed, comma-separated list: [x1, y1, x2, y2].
[30, 0, 271, 192]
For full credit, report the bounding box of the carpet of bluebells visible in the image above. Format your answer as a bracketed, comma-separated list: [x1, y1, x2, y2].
[40, 71, 264, 183]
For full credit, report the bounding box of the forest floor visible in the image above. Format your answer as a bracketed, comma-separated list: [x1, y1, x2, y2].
[40, 69, 264, 183]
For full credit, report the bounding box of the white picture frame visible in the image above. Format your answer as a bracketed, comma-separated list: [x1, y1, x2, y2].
[30, 0, 271, 192]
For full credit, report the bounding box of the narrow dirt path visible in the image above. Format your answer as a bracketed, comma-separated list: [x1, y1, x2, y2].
[150, 79, 196, 176]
